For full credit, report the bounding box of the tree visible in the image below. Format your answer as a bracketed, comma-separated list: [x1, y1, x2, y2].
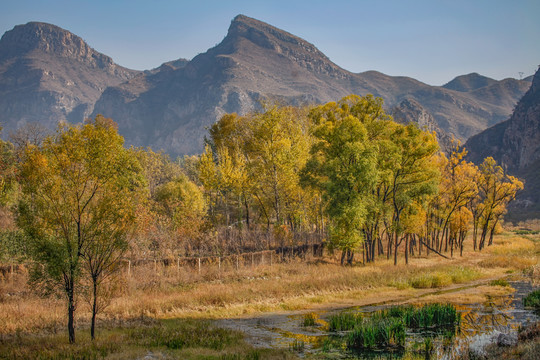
[17, 115, 144, 343]
[426, 144, 478, 255]
[0, 126, 17, 206]
[386, 123, 439, 265]
[475, 157, 523, 250]
[302, 95, 388, 264]
[154, 175, 206, 254]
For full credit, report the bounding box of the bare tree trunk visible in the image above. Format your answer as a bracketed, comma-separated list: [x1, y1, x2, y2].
[91, 278, 98, 340]
[488, 218, 499, 246]
[405, 234, 409, 265]
[244, 196, 250, 230]
[394, 232, 399, 266]
[67, 282, 76, 344]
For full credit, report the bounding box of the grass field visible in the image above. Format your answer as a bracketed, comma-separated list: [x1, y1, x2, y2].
[0, 229, 538, 359]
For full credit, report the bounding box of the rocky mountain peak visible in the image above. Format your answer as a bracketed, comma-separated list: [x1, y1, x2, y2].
[0, 22, 114, 69]
[0, 22, 139, 132]
[223, 14, 345, 78]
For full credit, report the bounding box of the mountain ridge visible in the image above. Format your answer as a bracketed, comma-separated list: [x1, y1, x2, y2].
[465, 68, 540, 218]
[0, 21, 139, 132]
[0, 16, 532, 157]
[92, 15, 532, 155]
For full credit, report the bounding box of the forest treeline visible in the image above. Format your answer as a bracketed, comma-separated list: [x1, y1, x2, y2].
[0, 94, 523, 342]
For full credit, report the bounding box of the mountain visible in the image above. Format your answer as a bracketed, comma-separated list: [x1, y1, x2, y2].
[0, 22, 139, 133]
[0, 16, 531, 156]
[390, 98, 454, 152]
[465, 68, 540, 219]
[92, 15, 530, 155]
[443, 73, 498, 92]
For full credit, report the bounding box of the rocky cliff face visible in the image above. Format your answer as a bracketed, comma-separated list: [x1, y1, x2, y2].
[0, 22, 139, 133]
[466, 68, 540, 218]
[92, 15, 530, 155]
[391, 98, 453, 152]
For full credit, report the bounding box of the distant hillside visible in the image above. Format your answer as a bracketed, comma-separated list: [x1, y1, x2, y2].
[0, 22, 139, 133]
[443, 73, 498, 92]
[0, 17, 531, 156]
[92, 15, 531, 155]
[466, 68, 540, 219]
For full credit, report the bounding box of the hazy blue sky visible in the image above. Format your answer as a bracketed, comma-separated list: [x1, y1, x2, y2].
[1, 0, 539, 85]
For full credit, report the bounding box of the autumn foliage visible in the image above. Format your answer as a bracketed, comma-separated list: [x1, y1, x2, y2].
[0, 95, 524, 343]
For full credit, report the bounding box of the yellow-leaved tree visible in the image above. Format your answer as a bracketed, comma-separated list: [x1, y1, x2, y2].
[17, 115, 145, 342]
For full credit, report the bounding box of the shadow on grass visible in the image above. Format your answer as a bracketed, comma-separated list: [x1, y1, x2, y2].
[0, 317, 296, 360]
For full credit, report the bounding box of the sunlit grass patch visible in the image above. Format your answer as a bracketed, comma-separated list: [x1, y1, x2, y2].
[409, 272, 452, 288]
[489, 279, 509, 287]
[408, 267, 481, 289]
[487, 235, 535, 255]
[478, 255, 537, 270]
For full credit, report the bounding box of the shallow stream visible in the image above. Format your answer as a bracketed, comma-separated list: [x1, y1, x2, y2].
[217, 280, 538, 359]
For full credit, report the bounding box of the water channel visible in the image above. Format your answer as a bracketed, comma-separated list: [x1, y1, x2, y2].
[217, 279, 538, 359]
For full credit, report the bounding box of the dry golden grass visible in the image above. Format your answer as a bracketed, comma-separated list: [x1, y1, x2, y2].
[0, 231, 537, 339]
[478, 233, 539, 270]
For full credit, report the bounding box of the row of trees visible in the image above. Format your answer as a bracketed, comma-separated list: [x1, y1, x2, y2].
[199, 95, 523, 265]
[0, 95, 523, 343]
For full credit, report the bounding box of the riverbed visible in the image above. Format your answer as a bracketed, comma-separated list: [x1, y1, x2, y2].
[217, 279, 538, 359]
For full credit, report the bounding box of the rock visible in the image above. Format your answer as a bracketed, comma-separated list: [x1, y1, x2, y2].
[497, 332, 518, 347]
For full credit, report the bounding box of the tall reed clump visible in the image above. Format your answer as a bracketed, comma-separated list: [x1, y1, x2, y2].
[328, 312, 363, 331]
[379, 303, 460, 328]
[302, 312, 317, 327]
[402, 303, 461, 329]
[343, 303, 460, 351]
[346, 317, 405, 350]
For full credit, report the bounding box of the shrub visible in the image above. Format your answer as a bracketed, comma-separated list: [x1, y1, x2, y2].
[523, 289, 540, 309]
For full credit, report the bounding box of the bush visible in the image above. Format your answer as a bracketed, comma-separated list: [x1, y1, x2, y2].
[523, 289, 540, 309]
